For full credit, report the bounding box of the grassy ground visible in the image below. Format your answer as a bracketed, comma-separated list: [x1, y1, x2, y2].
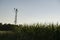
[0, 31, 17, 40]
[0, 24, 60, 40]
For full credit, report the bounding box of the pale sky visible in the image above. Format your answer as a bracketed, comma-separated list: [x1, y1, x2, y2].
[0, 0, 60, 24]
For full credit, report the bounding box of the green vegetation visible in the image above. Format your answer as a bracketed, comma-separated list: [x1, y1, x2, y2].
[0, 23, 60, 40]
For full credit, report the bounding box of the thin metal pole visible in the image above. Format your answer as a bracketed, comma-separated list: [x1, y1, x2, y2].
[14, 8, 18, 25]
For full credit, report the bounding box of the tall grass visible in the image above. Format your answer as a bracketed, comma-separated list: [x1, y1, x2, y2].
[15, 24, 60, 40]
[0, 23, 60, 40]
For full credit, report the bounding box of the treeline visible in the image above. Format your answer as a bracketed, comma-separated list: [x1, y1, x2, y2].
[0, 23, 15, 31]
[0, 23, 60, 40]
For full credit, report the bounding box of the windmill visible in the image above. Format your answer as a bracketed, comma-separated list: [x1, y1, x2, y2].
[14, 8, 18, 25]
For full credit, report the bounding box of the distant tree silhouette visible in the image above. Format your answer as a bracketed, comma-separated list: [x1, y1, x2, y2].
[0, 23, 2, 30]
[0, 23, 15, 31]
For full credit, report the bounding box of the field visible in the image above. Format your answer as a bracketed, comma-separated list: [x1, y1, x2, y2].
[0, 23, 60, 40]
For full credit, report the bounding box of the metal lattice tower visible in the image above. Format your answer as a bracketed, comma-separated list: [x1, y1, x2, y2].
[14, 8, 18, 25]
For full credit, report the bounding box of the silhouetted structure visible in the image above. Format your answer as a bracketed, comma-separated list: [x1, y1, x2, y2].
[14, 8, 18, 25]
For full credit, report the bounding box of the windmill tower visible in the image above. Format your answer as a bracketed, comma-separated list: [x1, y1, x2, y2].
[14, 8, 18, 25]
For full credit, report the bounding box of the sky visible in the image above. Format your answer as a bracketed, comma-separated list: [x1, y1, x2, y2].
[0, 0, 60, 24]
